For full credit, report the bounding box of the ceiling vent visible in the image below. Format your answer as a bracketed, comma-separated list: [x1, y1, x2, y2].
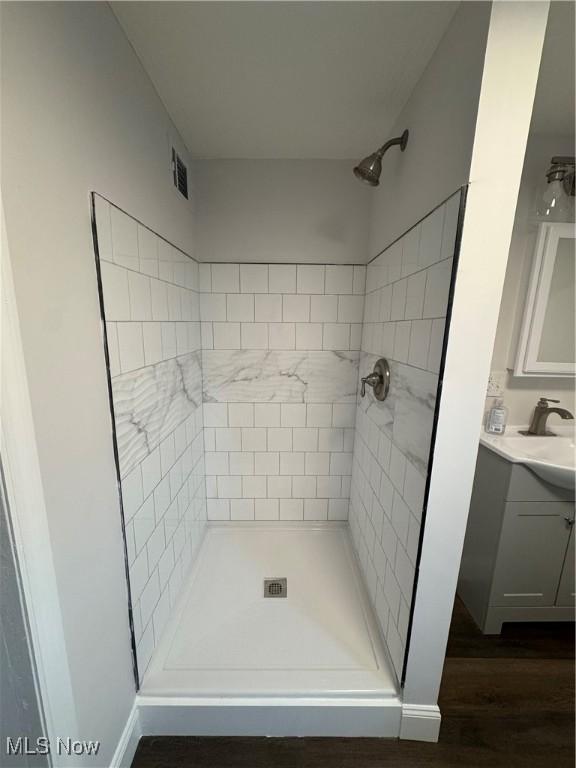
[172, 147, 188, 200]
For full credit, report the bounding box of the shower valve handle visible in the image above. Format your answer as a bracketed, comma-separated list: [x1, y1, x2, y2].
[360, 358, 391, 401]
[361, 372, 382, 397]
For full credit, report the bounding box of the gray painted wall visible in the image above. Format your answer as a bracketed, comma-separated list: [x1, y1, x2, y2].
[191, 4, 491, 267]
[0, 474, 47, 767]
[0, 2, 195, 760]
[193, 160, 371, 264]
[368, 2, 491, 258]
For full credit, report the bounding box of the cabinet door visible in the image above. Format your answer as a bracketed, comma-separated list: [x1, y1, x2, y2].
[556, 527, 575, 606]
[490, 502, 571, 607]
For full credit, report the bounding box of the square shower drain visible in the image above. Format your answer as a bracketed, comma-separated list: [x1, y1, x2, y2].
[263, 578, 287, 598]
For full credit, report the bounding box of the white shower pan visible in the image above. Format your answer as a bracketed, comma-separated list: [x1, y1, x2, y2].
[137, 523, 402, 737]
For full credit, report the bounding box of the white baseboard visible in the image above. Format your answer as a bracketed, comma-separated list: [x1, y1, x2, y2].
[399, 704, 441, 742]
[110, 702, 142, 768]
[137, 696, 402, 738]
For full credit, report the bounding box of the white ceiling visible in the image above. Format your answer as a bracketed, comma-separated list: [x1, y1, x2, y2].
[112, 1, 459, 159]
[531, 1, 575, 136]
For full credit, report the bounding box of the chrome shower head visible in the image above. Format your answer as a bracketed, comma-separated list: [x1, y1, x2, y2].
[353, 129, 409, 187]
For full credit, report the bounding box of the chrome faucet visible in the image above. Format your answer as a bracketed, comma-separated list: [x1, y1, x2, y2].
[523, 398, 574, 436]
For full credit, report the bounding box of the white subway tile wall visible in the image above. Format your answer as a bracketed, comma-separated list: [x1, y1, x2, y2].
[349, 192, 460, 682]
[199, 263, 366, 522]
[94, 195, 206, 681]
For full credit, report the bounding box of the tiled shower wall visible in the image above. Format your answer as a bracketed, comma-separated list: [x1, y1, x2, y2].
[349, 191, 460, 681]
[199, 263, 366, 521]
[94, 196, 206, 680]
[94, 189, 460, 685]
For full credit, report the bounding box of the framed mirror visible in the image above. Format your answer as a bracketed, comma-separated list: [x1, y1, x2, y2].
[514, 222, 575, 377]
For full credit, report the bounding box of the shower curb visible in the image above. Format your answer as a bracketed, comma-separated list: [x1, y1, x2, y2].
[136, 695, 403, 738]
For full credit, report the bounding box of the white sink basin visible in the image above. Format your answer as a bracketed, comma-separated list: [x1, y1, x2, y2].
[480, 426, 575, 490]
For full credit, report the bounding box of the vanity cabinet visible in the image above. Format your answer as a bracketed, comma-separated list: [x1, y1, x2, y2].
[490, 502, 573, 608]
[458, 445, 575, 634]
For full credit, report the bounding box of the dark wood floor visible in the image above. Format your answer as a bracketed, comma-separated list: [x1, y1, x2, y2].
[131, 598, 574, 768]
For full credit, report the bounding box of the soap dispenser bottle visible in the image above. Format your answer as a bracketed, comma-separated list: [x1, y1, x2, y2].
[485, 399, 508, 435]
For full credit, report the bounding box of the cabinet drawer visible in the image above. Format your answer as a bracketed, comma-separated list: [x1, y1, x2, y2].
[490, 502, 572, 607]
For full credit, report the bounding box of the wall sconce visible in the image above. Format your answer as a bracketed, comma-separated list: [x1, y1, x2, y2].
[536, 156, 575, 222]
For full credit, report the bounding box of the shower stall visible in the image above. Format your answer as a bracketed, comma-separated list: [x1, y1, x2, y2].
[92, 187, 463, 734]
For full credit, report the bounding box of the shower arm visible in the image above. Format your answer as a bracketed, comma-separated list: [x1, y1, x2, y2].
[375, 130, 409, 159]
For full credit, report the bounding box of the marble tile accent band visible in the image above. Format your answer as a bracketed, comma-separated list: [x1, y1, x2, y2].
[113, 351, 203, 479]
[202, 350, 359, 405]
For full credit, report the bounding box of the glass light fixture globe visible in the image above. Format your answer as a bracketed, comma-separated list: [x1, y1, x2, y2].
[535, 159, 575, 223]
[536, 179, 574, 222]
